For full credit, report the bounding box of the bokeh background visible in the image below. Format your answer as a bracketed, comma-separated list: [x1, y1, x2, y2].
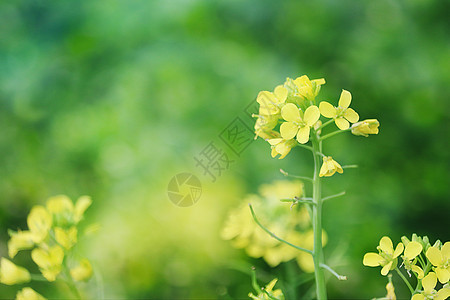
[1, 0, 449, 299]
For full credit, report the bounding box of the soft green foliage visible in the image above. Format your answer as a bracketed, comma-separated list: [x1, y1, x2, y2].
[0, 0, 449, 298]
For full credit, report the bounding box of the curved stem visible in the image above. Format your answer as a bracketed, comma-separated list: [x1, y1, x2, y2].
[280, 169, 313, 182]
[249, 204, 313, 255]
[320, 263, 347, 281]
[311, 136, 327, 299]
[395, 267, 414, 295]
[316, 119, 334, 131]
[319, 128, 350, 141]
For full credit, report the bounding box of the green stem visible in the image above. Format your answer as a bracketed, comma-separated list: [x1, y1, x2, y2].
[280, 169, 313, 182]
[319, 128, 350, 141]
[311, 136, 327, 299]
[316, 119, 334, 131]
[249, 204, 313, 255]
[322, 191, 346, 202]
[395, 267, 414, 295]
[320, 263, 347, 281]
[62, 259, 82, 299]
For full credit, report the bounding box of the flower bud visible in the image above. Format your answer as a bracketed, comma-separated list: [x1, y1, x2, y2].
[351, 119, 379, 137]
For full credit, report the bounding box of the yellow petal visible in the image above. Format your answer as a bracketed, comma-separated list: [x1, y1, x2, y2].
[379, 237, 394, 255]
[441, 242, 450, 261]
[435, 267, 450, 284]
[16, 287, 46, 300]
[296, 126, 311, 144]
[46, 195, 74, 215]
[294, 75, 310, 87]
[268, 138, 283, 146]
[319, 101, 336, 118]
[404, 241, 422, 260]
[411, 294, 425, 300]
[280, 122, 298, 140]
[70, 258, 93, 282]
[55, 227, 77, 250]
[427, 247, 443, 267]
[435, 287, 450, 300]
[274, 85, 287, 103]
[381, 261, 393, 276]
[27, 206, 52, 243]
[275, 142, 291, 159]
[332, 159, 344, 174]
[304, 105, 320, 126]
[265, 278, 278, 292]
[281, 103, 300, 122]
[411, 265, 424, 279]
[335, 117, 350, 130]
[8, 231, 35, 258]
[344, 108, 359, 123]
[338, 89, 352, 109]
[74, 196, 92, 223]
[422, 272, 437, 293]
[363, 253, 383, 267]
[393, 243, 404, 258]
[0, 258, 31, 285]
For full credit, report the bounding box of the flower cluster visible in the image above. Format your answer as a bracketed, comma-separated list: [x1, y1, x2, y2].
[253, 75, 379, 176]
[0, 195, 95, 299]
[364, 234, 450, 300]
[221, 180, 327, 272]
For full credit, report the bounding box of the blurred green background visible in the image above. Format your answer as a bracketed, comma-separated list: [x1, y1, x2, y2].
[1, 0, 449, 299]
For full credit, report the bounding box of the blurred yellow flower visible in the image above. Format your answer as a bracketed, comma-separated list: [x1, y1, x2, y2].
[27, 206, 52, 244]
[8, 230, 35, 258]
[402, 241, 424, 279]
[319, 156, 343, 177]
[351, 119, 380, 137]
[248, 278, 284, 300]
[426, 242, 450, 284]
[385, 276, 396, 300]
[0, 258, 31, 285]
[55, 226, 77, 250]
[257, 85, 288, 116]
[16, 287, 46, 300]
[292, 75, 326, 101]
[363, 236, 404, 276]
[74, 196, 92, 223]
[319, 90, 359, 130]
[411, 272, 450, 300]
[31, 246, 64, 282]
[70, 258, 93, 282]
[280, 103, 320, 144]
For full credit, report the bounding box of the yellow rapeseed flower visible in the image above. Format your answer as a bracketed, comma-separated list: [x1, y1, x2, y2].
[363, 236, 404, 276]
[27, 206, 52, 244]
[0, 258, 31, 285]
[8, 230, 35, 258]
[402, 241, 424, 279]
[31, 246, 64, 282]
[257, 85, 288, 116]
[411, 272, 450, 300]
[279, 103, 320, 144]
[16, 287, 46, 300]
[319, 156, 343, 177]
[351, 119, 380, 137]
[292, 75, 326, 102]
[248, 278, 284, 300]
[254, 115, 278, 140]
[426, 242, 450, 284]
[54, 226, 77, 250]
[319, 90, 359, 130]
[70, 258, 93, 282]
[267, 138, 296, 159]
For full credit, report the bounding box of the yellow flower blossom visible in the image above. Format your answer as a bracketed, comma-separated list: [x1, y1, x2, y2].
[426, 242, 450, 284]
[279, 103, 320, 144]
[46, 195, 92, 227]
[267, 138, 296, 159]
[363, 236, 404, 276]
[55, 226, 77, 250]
[257, 85, 288, 116]
[70, 258, 93, 282]
[319, 156, 343, 177]
[16, 287, 46, 300]
[402, 241, 424, 279]
[248, 278, 284, 300]
[74, 196, 92, 223]
[351, 119, 380, 137]
[31, 246, 64, 282]
[292, 75, 326, 101]
[319, 90, 359, 130]
[0, 258, 31, 285]
[411, 272, 450, 300]
[27, 206, 52, 244]
[254, 115, 278, 140]
[8, 230, 35, 258]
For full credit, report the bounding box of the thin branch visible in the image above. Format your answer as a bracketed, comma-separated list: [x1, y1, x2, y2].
[316, 119, 334, 131]
[279, 169, 313, 182]
[320, 263, 347, 281]
[395, 268, 414, 295]
[297, 144, 314, 152]
[322, 191, 346, 202]
[341, 165, 358, 169]
[249, 204, 313, 255]
[319, 128, 350, 141]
